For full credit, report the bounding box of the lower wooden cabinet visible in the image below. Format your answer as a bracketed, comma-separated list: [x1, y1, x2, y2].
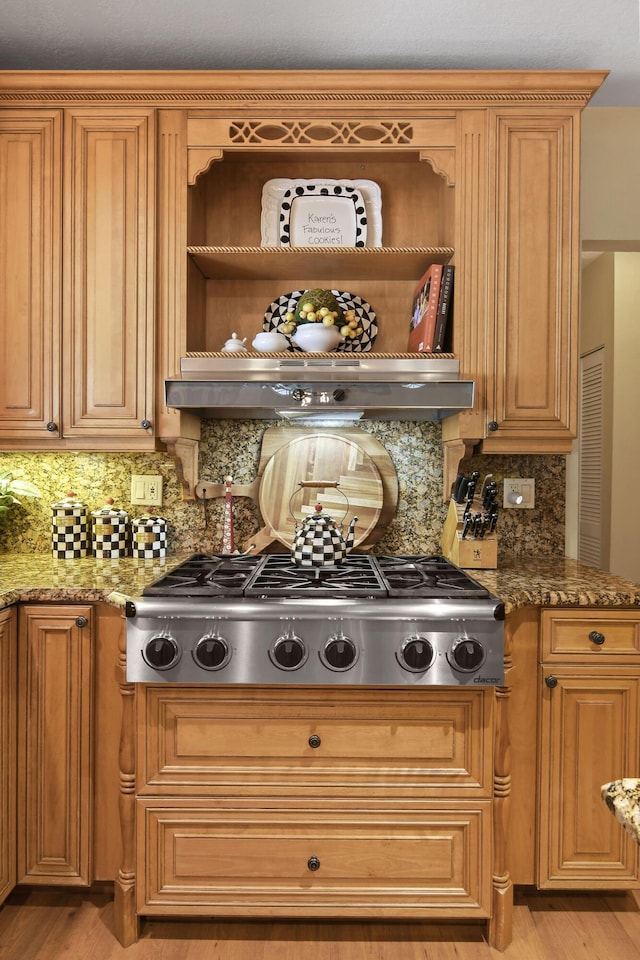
[537, 609, 640, 888]
[18, 604, 94, 885]
[133, 686, 495, 921]
[0, 607, 17, 905]
[137, 800, 492, 918]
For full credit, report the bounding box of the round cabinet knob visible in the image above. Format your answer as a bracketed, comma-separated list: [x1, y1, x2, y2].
[270, 634, 307, 671]
[308, 735, 321, 749]
[193, 634, 230, 671]
[46, 421, 58, 433]
[75, 616, 88, 628]
[545, 675, 558, 689]
[143, 635, 180, 670]
[488, 420, 499, 432]
[588, 630, 606, 645]
[448, 637, 486, 673]
[321, 635, 358, 671]
[140, 419, 152, 430]
[398, 636, 435, 673]
[307, 856, 320, 872]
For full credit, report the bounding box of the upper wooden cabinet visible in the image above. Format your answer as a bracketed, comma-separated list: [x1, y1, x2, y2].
[0, 106, 156, 450]
[0, 71, 607, 457]
[0, 111, 62, 442]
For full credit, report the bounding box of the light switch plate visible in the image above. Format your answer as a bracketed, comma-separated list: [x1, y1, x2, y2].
[131, 474, 163, 506]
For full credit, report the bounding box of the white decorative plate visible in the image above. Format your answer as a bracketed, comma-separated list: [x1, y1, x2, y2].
[261, 179, 382, 247]
[263, 290, 378, 353]
[279, 184, 367, 247]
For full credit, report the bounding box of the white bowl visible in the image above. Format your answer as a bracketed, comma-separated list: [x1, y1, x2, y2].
[251, 331, 289, 352]
[291, 323, 344, 352]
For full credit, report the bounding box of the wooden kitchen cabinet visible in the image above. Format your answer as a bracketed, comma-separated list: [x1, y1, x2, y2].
[0, 71, 605, 467]
[16, 602, 123, 886]
[0, 110, 62, 443]
[17, 604, 94, 885]
[481, 113, 580, 453]
[132, 686, 494, 923]
[0, 106, 156, 450]
[537, 609, 640, 888]
[0, 607, 17, 906]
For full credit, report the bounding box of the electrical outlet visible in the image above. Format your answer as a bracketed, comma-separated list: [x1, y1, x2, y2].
[503, 478, 535, 509]
[131, 474, 163, 506]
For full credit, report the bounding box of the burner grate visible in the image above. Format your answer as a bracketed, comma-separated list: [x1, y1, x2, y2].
[142, 553, 264, 597]
[374, 555, 490, 599]
[244, 553, 388, 597]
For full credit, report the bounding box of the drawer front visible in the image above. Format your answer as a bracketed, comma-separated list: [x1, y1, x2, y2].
[137, 800, 491, 918]
[138, 686, 493, 797]
[541, 609, 640, 662]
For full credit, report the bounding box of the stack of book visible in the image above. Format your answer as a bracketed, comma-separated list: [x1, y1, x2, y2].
[407, 262, 454, 353]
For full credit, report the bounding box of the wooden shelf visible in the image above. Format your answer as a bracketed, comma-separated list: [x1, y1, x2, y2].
[187, 246, 454, 282]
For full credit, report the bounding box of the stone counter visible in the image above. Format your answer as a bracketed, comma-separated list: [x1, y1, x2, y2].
[1, 552, 639, 613]
[0, 552, 192, 610]
[602, 779, 640, 845]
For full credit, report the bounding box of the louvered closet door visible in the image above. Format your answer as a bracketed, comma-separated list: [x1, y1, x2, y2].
[578, 347, 605, 567]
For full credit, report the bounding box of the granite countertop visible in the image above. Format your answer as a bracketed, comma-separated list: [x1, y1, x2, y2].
[602, 779, 640, 845]
[1, 552, 640, 613]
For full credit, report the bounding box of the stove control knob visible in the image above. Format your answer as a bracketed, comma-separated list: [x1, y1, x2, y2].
[270, 634, 307, 671]
[142, 634, 180, 670]
[193, 634, 230, 671]
[397, 636, 435, 673]
[321, 635, 358, 671]
[448, 637, 486, 673]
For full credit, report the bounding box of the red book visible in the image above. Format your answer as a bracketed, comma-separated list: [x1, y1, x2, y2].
[433, 264, 454, 352]
[407, 263, 443, 353]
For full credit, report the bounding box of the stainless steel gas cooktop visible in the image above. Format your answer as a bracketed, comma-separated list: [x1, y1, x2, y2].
[125, 553, 505, 687]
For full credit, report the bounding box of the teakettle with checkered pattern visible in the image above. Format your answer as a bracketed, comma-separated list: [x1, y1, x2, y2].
[290, 482, 358, 567]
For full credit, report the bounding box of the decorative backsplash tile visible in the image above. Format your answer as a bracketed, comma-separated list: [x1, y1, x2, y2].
[0, 421, 565, 562]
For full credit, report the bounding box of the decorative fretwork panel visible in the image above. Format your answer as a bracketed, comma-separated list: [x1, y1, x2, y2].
[227, 119, 414, 147]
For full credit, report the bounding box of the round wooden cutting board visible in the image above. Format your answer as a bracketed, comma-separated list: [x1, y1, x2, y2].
[258, 432, 385, 549]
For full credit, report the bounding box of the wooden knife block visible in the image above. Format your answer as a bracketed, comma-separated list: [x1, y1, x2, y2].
[440, 498, 498, 569]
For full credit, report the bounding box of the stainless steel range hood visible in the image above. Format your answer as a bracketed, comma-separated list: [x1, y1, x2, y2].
[165, 354, 474, 421]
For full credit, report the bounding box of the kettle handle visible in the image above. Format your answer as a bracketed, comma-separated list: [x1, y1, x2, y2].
[289, 481, 350, 527]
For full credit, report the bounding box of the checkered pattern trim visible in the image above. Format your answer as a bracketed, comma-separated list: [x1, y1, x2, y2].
[51, 517, 91, 559]
[93, 519, 129, 558]
[131, 520, 167, 559]
[292, 531, 347, 567]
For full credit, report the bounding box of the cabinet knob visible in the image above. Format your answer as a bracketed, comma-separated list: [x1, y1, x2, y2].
[307, 856, 320, 872]
[588, 630, 606, 645]
[46, 421, 58, 432]
[75, 616, 88, 628]
[308, 734, 321, 749]
[140, 419, 152, 430]
[487, 420, 499, 432]
[545, 675, 558, 689]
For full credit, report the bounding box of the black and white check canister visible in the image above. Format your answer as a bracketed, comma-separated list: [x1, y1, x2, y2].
[91, 499, 129, 558]
[131, 513, 167, 559]
[51, 492, 91, 559]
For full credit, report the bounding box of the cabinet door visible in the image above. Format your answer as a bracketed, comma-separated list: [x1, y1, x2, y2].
[0, 607, 17, 904]
[63, 110, 155, 439]
[538, 666, 640, 887]
[485, 112, 579, 453]
[0, 111, 62, 441]
[18, 604, 94, 885]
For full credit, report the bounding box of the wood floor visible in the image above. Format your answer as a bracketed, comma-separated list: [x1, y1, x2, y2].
[1, 886, 640, 960]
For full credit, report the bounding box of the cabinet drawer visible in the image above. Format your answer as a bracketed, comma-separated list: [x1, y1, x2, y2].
[138, 686, 493, 797]
[137, 799, 491, 918]
[541, 609, 640, 662]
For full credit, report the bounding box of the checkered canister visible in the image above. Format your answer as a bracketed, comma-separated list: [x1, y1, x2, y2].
[51, 492, 91, 559]
[92, 499, 129, 558]
[131, 513, 168, 559]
